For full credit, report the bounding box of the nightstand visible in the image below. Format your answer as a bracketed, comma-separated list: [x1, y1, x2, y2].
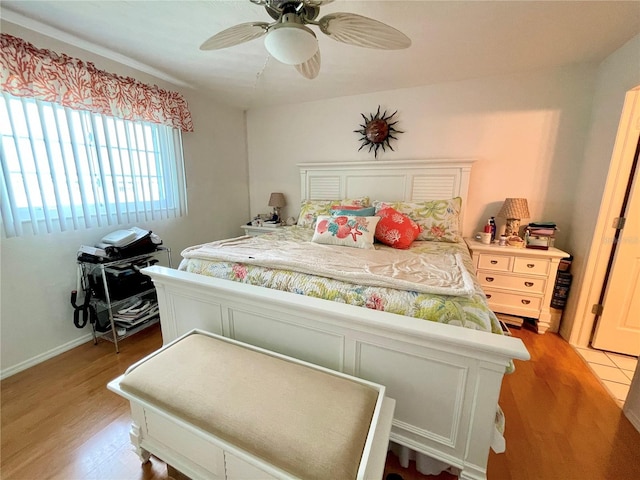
[464, 238, 570, 334]
[241, 224, 282, 237]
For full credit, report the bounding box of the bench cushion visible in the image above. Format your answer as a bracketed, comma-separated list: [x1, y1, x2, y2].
[119, 333, 379, 480]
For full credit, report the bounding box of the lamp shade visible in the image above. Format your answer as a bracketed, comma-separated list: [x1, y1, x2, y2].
[264, 23, 318, 65]
[268, 192, 286, 208]
[497, 198, 530, 219]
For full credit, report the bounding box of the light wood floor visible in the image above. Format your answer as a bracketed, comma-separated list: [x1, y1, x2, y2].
[2, 324, 639, 480]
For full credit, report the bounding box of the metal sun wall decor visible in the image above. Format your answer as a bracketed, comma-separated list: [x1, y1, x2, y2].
[354, 106, 403, 158]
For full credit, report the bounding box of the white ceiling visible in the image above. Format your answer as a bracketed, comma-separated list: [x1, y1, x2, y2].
[2, 1, 640, 110]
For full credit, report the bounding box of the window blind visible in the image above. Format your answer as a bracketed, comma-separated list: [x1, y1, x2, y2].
[0, 92, 187, 237]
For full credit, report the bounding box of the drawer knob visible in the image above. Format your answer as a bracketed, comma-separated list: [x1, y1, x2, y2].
[486, 294, 492, 299]
[521, 299, 531, 305]
[490, 260, 498, 264]
[527, 263, 535, 268]
[525, 281, 534, 287]
[486, 277, 494, 282]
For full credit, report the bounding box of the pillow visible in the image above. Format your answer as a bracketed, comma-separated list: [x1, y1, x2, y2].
[330, 205, 363, 210]
[297, 197, 370, 228]
[330, 206, 376, 216]
[312, 215, 380, 249]
[375, 207, 421, 249]
[373, 197, 462, 243]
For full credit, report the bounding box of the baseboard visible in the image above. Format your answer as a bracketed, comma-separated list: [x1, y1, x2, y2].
[0, 333, 93, 380]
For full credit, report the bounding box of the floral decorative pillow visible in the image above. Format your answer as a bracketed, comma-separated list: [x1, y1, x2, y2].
[375, 207, 422, 249]
[297, 197, 370, 228]
[330, 206, 376, 216]
[311, 215, 380, 249]
[373, 197, 462, 242]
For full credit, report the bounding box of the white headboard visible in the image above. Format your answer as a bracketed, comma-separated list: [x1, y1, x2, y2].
[299, 159, 476, 228]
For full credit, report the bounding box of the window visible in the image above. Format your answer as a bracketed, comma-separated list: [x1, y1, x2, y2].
[0, 92, 187, 237]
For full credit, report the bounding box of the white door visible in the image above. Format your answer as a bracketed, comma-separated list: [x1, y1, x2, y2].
[592, 136, 640, 356]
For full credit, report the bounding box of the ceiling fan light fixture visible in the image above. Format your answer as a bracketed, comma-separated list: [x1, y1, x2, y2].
[264, 23, 318, 65]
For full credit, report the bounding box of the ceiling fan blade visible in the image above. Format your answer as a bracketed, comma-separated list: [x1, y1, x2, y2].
[318, 13, 411, 50]
[251, 0, 334, 6]
[295, 49, 321, 79]
[199, 22, 270, 50]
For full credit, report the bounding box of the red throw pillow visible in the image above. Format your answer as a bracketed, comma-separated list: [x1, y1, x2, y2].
[375, 207, 421, 249]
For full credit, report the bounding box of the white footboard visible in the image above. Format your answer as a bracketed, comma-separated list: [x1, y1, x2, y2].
[143, 265, 529, 480]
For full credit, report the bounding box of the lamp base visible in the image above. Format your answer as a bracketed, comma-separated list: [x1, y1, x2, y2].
[505, 218, 521, 237]
[271, 207, 281, 224]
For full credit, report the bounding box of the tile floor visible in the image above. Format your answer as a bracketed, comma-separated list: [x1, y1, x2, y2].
[574, 346, 638, 407]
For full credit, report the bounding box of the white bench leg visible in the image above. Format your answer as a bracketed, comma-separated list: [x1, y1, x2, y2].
[128, 403, 151, 464]
[129, 421, 151, 463]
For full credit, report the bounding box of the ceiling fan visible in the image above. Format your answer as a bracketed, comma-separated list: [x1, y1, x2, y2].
[199, 0, 411, 79]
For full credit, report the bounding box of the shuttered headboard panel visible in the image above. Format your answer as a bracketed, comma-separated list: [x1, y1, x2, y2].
[299, 159, 476, 229]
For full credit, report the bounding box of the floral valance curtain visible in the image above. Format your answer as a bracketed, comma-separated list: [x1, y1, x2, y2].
[0, 33, 193, 132]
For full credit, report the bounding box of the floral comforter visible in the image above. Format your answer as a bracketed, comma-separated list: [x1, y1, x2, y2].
[179, 227, 502, 335]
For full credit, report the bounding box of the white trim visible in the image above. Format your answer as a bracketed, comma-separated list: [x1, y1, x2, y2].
[565, 87, 640, 347]
[1, 9, 194, 90]
[0, 333, 93, 380]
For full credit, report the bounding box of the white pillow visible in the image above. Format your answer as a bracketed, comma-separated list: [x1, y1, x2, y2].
[311, 215, 380, 249]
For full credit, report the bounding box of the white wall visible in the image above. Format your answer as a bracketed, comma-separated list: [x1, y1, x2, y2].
[561, 34, 640, 344]
[0, 23, 249, 377]
[246, 64, 596, 244]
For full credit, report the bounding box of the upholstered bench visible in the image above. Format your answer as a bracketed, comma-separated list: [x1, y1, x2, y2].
[108, 329, 395, 480]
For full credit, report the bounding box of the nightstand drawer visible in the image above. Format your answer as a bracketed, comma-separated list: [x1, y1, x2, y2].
[241, 225, 282, 237]
[478, 273, 546, 294]
[513, 257, 550, 276]
[484, 290, 542, 315]
[477, 254, 513, 272]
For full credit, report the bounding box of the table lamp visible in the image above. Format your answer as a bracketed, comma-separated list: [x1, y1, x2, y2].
[497, 198, 530, 237]
[268, 192, 286, 224]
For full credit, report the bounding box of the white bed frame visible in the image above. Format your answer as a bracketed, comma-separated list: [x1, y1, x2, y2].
[143, 160, 530, 480]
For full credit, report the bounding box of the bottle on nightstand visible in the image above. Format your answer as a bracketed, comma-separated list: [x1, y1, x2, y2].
[489, 217, 497, 243]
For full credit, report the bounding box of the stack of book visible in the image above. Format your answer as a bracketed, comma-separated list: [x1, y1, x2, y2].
[113, 298, 159, 330]
[525, 222, 557, 250]
[551, 271, 572, 309]
[551, 255, 573, 310]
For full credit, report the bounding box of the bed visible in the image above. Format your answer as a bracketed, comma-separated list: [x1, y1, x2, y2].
[142, 159, 530, 480]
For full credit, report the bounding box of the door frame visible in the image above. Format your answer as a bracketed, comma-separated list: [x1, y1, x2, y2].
[566, 86, 640, 347]
[591, 134, 639, 353]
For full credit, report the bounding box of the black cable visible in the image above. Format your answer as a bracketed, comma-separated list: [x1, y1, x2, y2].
[70, 288, 93, 329]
